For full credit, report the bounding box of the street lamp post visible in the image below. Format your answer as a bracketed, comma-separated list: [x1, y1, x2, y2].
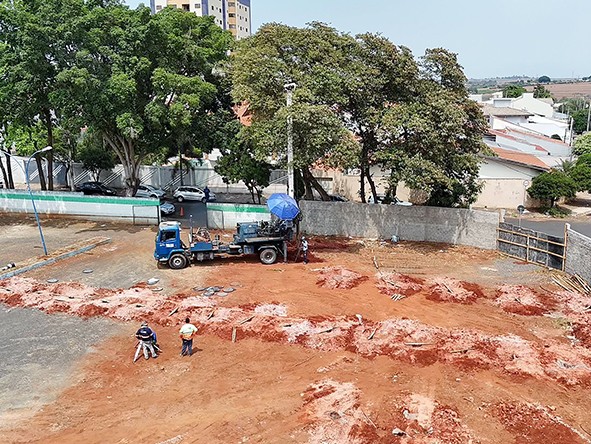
[284, 82, 296, 198]
[0, 146, 52, 255]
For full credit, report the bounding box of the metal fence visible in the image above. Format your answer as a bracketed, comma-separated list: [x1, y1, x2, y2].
[497, 222, 566, 270]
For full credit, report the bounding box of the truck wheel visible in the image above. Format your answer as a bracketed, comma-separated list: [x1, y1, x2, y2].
[259, 248, 277, 265]
[169, 254, 188, 269]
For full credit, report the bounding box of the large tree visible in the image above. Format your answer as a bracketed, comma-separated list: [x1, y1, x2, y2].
[231, 23, 486, 206]
[0, 0, 95, 190]
[55, 6, 232, 195]
[230, 22, 359, 200]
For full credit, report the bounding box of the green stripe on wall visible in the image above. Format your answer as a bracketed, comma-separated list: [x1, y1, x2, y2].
[207, 204, 269, 213]
[0, 191, 157, 207]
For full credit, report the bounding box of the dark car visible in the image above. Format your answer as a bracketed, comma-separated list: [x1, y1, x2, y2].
[75, 181, 117, 196]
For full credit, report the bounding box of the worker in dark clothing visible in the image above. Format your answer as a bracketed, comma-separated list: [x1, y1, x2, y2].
[301, 236, 309, 264]
[203, 186, 211, 202]
[135, 321, 158, 360]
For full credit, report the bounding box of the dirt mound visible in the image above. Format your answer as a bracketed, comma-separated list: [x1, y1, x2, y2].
[427, 277, 485, 304]
[376, 272, 424, 297]
[493, 402, 589, 443]
[302, 380, 365, 444]
[494, 285, 550, 316]
[316, 267, 369, 289]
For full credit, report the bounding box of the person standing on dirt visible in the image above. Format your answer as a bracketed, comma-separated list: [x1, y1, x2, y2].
[301, 236, 309, 264]
[203, 186, 211, 202]
[179, 317, 199, 357]
[135, 321, 158, 360]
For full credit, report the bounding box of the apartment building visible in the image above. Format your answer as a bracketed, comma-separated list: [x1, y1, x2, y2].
[151, 0, 252, 39]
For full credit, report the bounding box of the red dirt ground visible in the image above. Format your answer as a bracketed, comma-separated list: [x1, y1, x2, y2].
[2, 238, 591, 443]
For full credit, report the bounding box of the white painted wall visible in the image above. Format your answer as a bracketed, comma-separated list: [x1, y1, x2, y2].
[206, 202, 270, 229]
[511, 93, 554, 118]
[0, 190, 160, 225]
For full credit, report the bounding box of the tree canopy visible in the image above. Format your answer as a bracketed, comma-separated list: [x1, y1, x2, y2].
[0, 0, 235, 195]
[230, 23, 487, 207]
[503, 85, 526, 98]
[527, 171, 576, 207]
[573, 133, 591, 156]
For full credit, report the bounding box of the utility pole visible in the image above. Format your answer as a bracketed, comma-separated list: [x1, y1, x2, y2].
[587, 100, 591, 133]
[284, 83, 296, 198]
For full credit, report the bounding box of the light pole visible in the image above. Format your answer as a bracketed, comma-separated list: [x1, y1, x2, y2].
[0, 146, 52, 255]
[284, 82, 296, 198]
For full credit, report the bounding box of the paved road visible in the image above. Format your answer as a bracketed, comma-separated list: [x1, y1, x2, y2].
[0, 304, 123, 427]
[505, 217, 591, 238]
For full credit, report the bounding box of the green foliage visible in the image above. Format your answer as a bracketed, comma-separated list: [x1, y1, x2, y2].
[569, 164, 591, 193]
[538, 76, 551, 83]
[503, 85, 526, 98]
[77, 131, 116, 181]
[571, 109, 590, 134]
[541, 206, 571, 217]
[527, 171, 576, 207]
[573, 133, 591, 156]
[533, 84, 552, 98]
[214, 125, 272, 204]
[231, 23, 486, 206]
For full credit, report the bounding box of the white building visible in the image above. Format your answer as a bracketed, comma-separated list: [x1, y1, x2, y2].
[151, 0, 252, 39]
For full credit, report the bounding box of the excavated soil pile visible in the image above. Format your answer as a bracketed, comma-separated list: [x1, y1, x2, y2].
[376, 272, 424, 297]
[315, 267, 369, 290]
[427, 277, 485, 304]
[493, 402, 589, 443]
[494, 285, 552, 316]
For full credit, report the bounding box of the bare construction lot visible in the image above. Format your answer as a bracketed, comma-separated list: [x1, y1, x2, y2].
[1, 218, 591, 443]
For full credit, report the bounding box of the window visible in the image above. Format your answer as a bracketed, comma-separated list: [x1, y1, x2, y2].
[229, 24, 236, 29]
[182, 4, 189, 11]
[211, 5, 214, 9]
[229, 12, 235, 17]
[195, 3, 200, 7]
[228, 2, 235, 6]
[156, 5, 162, 9]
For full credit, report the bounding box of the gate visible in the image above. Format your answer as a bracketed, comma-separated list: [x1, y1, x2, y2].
[497, 222, 566, 271]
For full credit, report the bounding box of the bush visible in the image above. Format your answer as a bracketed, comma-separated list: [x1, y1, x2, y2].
[542, 206, 571, 218]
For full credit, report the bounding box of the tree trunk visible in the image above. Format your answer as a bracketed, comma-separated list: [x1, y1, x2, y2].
[103, 131, 141, 196]
[300, 168, 314, 200]
[6, 153, 14, 188]
[0, 156, 9, 188]
[44, 109, 54, 191]
[302, 167, 330, 200]
[365, 166, 378, 204]
[35, 154, 47, 191]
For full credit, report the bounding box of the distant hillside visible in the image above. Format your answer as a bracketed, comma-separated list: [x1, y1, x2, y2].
[524, 82, 591, 100]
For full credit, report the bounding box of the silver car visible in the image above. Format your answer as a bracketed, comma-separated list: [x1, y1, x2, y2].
[173, 186, 216, 203]
[160, 202, 176, 216]
[136, 184, 166, 199]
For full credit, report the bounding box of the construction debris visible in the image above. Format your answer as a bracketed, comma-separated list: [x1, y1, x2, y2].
[231, 327, 237, 343]
[552, 273, 591, 295]
[168, 307, 179, 317]
[238, 315, 254, 325]
[367, 328, 378, 340]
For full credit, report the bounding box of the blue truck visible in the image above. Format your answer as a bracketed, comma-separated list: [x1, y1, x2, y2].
[154, 220, 294, 269]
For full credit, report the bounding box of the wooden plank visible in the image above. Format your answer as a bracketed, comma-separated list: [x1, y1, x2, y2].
[497, 228, 565, 247]
[497, 238, 565, 259]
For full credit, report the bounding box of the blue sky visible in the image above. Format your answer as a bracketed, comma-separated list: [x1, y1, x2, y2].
[126, 0, 591, 79]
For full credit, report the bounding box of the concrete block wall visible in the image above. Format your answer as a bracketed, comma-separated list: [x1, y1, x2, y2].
[299, 201, 499, 250]
[0, 190, 160, 225]
[565, 226, 591, 283]
[206, 203, 271, 229]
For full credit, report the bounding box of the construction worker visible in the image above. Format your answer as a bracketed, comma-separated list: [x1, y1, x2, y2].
[203, 186, 211, 202]
[301, 236, 309, 264]
[179, 317, 199, 357]
[135, 321, 158, 360]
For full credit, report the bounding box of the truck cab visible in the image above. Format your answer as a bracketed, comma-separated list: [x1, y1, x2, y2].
[154, 221, 190, 269]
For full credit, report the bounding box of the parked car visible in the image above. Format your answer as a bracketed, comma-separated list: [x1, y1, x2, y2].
[173, 186, 216, 203]
[160, 202, 176, 216]
[368, 194, 412, 206]
[135, 184, 166, 199]
[75, 181, 117, 196]
[329, 194, 349, 202]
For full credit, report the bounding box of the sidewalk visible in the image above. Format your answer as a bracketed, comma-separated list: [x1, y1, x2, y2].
[562, 192, 591, 216]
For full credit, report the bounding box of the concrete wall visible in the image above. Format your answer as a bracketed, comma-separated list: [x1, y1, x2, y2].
[299, 201, 499, 250]
[206, 203, 271, 229]
[565, 225, 591, 283]
[0, 190, 160, 225]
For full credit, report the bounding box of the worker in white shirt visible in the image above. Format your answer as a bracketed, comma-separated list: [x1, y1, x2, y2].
[179, 317, 199, 357]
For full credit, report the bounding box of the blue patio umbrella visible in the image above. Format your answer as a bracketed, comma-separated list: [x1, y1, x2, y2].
[266, 193, 300, 220]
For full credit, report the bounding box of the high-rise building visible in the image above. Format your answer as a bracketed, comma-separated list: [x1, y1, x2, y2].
[151, 0, 252, 39]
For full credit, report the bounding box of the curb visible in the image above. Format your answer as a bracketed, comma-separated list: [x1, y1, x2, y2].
[0, 238, 112, 280]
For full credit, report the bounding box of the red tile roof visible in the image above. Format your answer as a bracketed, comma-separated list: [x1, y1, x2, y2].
[490, 147, 550, 170]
